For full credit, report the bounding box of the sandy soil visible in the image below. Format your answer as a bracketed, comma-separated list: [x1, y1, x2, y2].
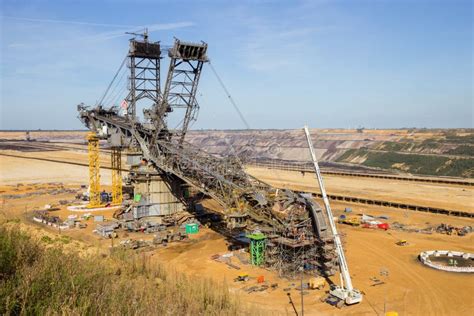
[1, 132, 473, 315]
[246, 167, 474, 213]
[0, 131, 88, 141]
[2, 180, 473, 315]
[0, 150, 113, 185]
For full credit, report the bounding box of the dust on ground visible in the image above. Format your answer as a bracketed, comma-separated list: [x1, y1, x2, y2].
[1, 131, 473, 315]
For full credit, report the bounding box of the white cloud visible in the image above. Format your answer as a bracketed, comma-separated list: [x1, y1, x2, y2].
[1, 15, 139, 28]
[82, 21, 195, 42]
[232, 7, 328, 72]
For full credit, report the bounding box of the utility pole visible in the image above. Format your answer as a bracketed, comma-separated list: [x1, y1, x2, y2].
[300, 266, 304, 316]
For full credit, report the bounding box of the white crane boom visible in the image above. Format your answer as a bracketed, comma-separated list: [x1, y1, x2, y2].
[303, 126, 362, 305]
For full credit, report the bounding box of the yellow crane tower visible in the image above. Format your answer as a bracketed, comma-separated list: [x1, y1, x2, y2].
[111, 147, 123, 204]
[87, 132, 101, 208]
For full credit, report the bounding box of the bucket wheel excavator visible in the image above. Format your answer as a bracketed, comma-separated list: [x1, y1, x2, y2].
[77, 32, 340, 278]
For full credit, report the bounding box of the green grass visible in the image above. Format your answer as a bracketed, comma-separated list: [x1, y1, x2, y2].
[443, 132, 474, 144]
[40, 235, 53, 244]
[378, 141, 410, 152]
[419, 139, 441, 149]
[336, 148, 473, 177]
[0, 225, 258, 315]
[335, 148, 359, 162]
[440, 159, 474, 178]
[362, 152, 449, 175]
[447, 145, 474, 157]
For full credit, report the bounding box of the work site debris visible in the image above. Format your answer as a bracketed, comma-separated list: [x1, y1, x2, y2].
[95, 222, 119, 238]
[391, 222, 472, 236]
[153, 229, 188, 245]
[211, 252, 241, 269]
[435, 223, 472, 236]
[32, 210, 68, 230]
[119, 239, 151, 249]
[226, 262, 240, 270]
[369, 277, 385, 286]
[245, 284, 269, 293]
[235, 251, 250, 265]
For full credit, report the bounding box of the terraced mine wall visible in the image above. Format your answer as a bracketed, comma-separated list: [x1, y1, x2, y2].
[185, 129, 474, 178]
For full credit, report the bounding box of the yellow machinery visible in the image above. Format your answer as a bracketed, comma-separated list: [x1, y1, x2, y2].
[235, 273, 249, 282]
[396, 240, 408, 246]
[87, 133, 101, 208]
[340, 217, 361, 226]
[309, 277, 326, 290]
[111, 147, 123, 204]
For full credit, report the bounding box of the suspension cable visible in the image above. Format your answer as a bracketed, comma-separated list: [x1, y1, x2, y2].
[103, 67, 128, 106]
[208, 61, 250, 129]
[97, 56, 127, 106]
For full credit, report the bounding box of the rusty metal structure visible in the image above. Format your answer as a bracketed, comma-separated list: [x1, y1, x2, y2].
[77, 33, 336, 277]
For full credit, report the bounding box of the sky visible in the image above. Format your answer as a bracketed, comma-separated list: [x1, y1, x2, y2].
[0, 0, 472, 130]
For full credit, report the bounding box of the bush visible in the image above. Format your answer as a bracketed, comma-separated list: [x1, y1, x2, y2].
[40, 235, 53, 244]
[0, 225, 256, 315]
[447, 145, 474, 156]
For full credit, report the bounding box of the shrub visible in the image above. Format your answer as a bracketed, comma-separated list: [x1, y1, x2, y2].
[0, 225, 258, 315]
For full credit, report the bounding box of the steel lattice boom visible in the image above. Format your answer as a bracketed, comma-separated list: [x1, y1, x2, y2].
[77, 34, 337, 277]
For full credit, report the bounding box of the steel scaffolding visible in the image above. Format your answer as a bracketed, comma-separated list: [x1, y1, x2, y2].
[111, 147, 123, 204]
[87, 133, 101, 208]
[248, 233, 266, 266]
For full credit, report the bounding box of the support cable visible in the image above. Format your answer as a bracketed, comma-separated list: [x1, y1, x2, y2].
[104, 68, 128, 107]
[97, 56, 127, 106]
[208, 61, 250, 129]
[208, 61, 289, 190]
[207, 61, 291, 192]
[109, 75, 129, 107]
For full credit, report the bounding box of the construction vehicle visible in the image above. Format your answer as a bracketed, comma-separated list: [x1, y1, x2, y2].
[235, 273, 249, 282]
[304, 126, 363, 306]
[309, 276, 326, 290]
[396, 240, 408, 246]
[340, 217, 360, 226]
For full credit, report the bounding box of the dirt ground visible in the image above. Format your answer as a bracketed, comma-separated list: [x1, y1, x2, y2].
[0, 149, 113, 185]
[1, 133, 473, 315]
[2, 182, 473, 315]
[246, 167, 474, 213]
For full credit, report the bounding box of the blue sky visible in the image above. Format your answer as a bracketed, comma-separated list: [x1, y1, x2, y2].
[0, 0, 472, 130]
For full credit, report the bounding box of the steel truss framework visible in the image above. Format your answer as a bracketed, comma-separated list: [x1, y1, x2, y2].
[127, 39, 161, 119]
[111, 147, 123, 204]
[77, 36, 337, 277]
[87, 133, 101, 208]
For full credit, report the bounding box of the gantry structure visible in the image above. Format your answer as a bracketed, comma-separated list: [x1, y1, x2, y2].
[77, 33, 337, 277]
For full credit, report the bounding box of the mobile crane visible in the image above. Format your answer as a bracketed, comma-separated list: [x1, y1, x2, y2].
[303, 126, 363, 306]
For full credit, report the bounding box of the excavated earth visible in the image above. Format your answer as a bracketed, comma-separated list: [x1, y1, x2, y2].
[1, 130, 473, 315]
